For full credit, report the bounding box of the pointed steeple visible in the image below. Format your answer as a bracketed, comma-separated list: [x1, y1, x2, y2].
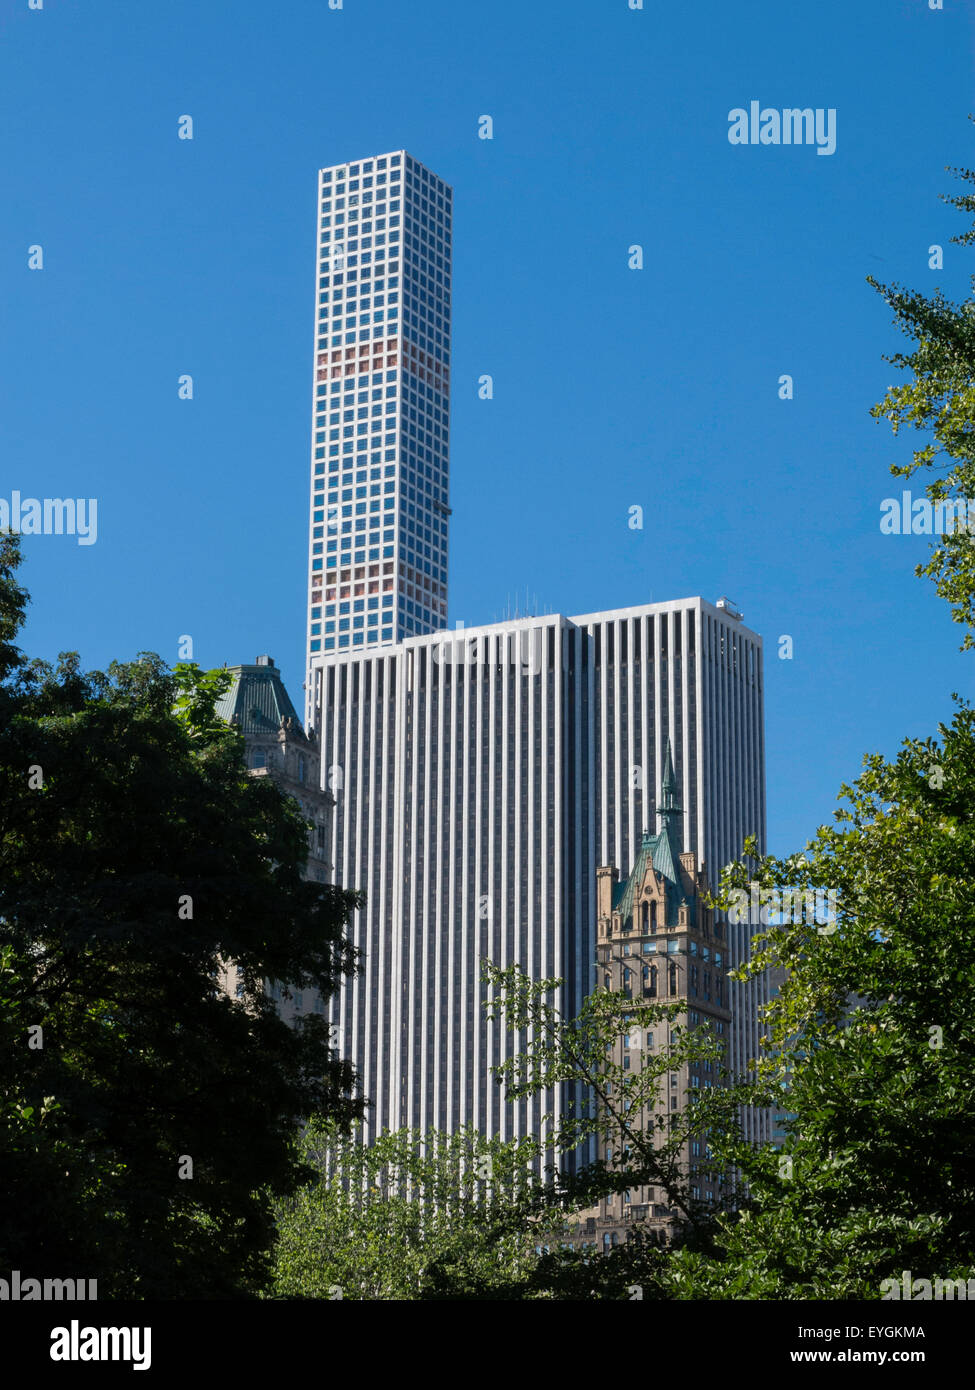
[657, 738, 682, 844]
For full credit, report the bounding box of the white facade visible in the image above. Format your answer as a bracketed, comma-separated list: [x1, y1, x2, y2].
[305, 150, 452, 722]
[309, 596, 769, 1150]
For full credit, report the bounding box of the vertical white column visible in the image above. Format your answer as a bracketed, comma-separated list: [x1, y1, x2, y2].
[484, 631, 496, 1142]
[421, 645, 434, 1132]
[694, 606, 706, 866]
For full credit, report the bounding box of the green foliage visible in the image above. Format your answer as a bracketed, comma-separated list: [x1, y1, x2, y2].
[665, 705, 975, 1298]
[869, 155, 975, 647]
[483, 960, 739, 1239]
[472, 710, 975, 1299]
[271, 151, 975, 1300]
[0, 533, 364, 1297]
[270, 1120, 556, 1300]
[651, 151, 975, 1299]
[172, 662, 234, 740]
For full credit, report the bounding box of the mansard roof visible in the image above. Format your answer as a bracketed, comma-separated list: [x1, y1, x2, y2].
[215, 656, 309, 740]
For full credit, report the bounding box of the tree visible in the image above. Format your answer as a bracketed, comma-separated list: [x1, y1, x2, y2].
[270, 1119, 554, 1300]
[0, 532, 364, 1297]
[657, 704, 975, 1298]
[655, 156, 975, 1299]
[483, 961, 738, 1236]
[435, 155, 975, 1301]
[269, 970, 740, 1303]
[869, 148, 975, 648]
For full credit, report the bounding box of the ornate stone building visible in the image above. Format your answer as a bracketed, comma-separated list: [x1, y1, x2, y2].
[567, 742, 732, 1252]
[215, 655, 333, 1023]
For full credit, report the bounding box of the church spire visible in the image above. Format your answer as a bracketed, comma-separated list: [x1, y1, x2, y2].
[658, 738, 682, 843]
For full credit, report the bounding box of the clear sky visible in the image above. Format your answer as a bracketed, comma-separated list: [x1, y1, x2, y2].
[1, 0, 973, 857]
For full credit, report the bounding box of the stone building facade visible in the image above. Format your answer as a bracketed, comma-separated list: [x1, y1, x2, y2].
[566, 743, 732, 1252]
[215, 656, 333, 1024]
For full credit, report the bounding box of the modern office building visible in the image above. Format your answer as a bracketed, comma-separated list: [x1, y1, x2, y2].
[305, 149, 452, 724]
[308, 597, 768, 1154]
[301, 154, 768, 1161]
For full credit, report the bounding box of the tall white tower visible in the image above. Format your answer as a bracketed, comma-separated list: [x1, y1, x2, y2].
[309, 599, 769, 1152]
[305, 150, 452, 723]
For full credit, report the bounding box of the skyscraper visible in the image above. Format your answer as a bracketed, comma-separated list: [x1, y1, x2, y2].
[308, 599, 768, 1153]
[302, 155, 768, 1162]
[305, 150, 452, 722]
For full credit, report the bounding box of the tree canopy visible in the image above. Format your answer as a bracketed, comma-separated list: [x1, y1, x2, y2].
[0, 532, 363, 1297]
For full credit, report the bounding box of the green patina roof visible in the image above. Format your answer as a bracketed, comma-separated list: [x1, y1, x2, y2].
[215, 657, 306, 738]
[611, 739, 691, 928]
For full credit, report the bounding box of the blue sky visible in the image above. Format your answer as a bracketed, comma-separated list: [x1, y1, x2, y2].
[1, 0, 973, 856]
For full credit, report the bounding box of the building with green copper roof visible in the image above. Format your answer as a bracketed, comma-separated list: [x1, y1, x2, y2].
[216, 656, 333, 1025]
